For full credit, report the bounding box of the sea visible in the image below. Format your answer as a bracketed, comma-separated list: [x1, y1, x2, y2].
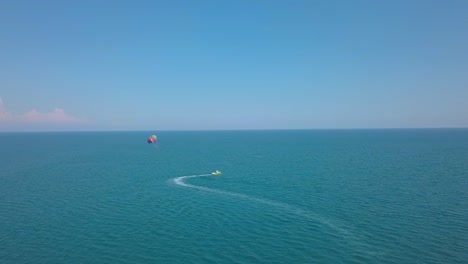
[0, 129, 467, 263]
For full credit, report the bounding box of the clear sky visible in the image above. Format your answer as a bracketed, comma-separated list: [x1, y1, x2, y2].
[1, 0, 467, 131]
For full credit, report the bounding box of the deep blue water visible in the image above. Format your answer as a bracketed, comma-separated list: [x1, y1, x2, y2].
[0, 129, 467, 263]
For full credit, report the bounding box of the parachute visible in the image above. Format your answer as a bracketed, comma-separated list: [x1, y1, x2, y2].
[147, 134, 157, 144]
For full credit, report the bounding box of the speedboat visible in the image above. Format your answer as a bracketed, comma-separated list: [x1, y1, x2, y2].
[211, 170, 221, 176]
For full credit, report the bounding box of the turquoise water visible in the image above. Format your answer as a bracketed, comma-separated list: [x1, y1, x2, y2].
[0, 129, 467, 263]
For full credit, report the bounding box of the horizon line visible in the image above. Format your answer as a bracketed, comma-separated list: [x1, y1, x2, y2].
[1, 127, 467, 133]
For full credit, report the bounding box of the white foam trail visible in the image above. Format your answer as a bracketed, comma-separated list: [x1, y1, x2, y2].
[171, 173, 385, 258]
[172, 174, 350, 236]
[173, 174, 211, 187]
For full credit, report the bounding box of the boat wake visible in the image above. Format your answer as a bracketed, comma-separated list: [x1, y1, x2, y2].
[170, 173, 387, 259]
[172, 173, 349, 235]
[173, 174, 212, 188]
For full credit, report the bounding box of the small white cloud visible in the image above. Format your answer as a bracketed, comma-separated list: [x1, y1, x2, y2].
[21, 108, 84, 123]
[0, 97, 86, 123]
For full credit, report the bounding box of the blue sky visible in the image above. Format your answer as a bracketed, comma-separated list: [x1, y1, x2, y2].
[1, 0, 467, 131]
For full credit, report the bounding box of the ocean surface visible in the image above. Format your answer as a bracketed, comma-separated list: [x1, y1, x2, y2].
[0, 129, 467, 263]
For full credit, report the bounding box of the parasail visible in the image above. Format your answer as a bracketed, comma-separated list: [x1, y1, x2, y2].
[147, 134, 157, 144]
